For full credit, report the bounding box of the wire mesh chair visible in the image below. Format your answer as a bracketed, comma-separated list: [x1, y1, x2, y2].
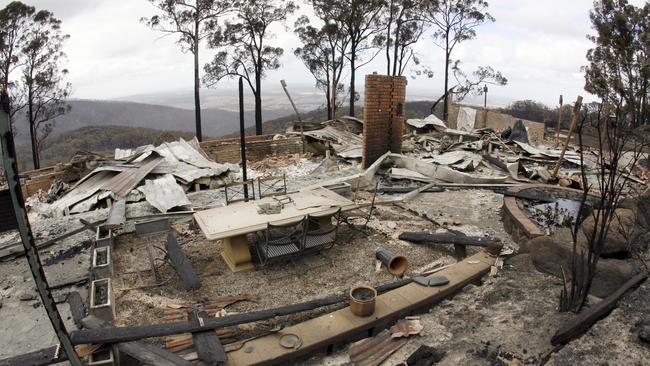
[302, 207, 342, 253]
[255, 217, 305, 266]
[224, 180, 256, 205]
[257, 174, 287, 199]
[341, 181, 379, 236]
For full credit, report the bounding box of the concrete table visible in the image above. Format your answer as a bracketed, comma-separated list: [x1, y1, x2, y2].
[194, 188, 354, 272]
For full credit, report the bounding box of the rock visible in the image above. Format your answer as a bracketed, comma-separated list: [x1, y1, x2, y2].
[0, 300, 3, 309]
[582, 208, 635, 256]
[591, 258, 638, 298]
[639, 324, 650, 344]
[551, 227, 588, 248]
[506, 254, 535, 273]
[638, 188, 650, 228]
[452, 219, 462, 226]
[527, 236, 638, 297]
[19, 292, 36, 301]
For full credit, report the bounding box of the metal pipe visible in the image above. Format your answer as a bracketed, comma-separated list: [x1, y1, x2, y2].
[375, 247, 408, 277]
[0, 90, 82, 365]
[280, 80, 304, 153]
[239, 77, 249, 201]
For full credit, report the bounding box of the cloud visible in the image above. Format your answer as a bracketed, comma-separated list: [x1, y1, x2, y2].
[1, 0, 642, 107]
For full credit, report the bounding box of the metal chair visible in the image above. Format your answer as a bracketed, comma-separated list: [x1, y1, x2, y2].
[257, 174, 287, 198]
[255, 217, 305, 266]
[302, 207, 342, 253]
[341, 181, 379, 236]
[224, 180, 256, 205]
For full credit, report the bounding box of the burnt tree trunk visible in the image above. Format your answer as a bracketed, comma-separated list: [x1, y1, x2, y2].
[349, 43, 356, 117]
[193, 24, 203, 142]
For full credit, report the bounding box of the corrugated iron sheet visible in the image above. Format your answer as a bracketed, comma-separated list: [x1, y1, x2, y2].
[139, 174, 191, 213]
[49, 170, 117, 216]
[301, 126, 362, 159]
[101, 154, 164, 198]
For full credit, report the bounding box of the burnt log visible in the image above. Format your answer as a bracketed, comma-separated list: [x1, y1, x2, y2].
[551, 274, 647, 346]
[69, 278, 413, 345]
[165, 231, 201, 291]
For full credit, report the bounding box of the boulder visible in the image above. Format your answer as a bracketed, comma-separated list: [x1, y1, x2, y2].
[638, 188, 650, 229]
[527, 236, 639, 298]
[551, 227, 588, 248]
[582, 208, 635, 256]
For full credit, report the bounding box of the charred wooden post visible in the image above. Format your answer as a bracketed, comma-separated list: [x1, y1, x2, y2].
[0, 90, 82, 365]
[165, 231, 201, 290]
[189, 311, 227, 364]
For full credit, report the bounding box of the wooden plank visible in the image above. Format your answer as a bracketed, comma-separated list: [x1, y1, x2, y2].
[70, 278, 415, 345]
[398, 231, 499, 247]
[224, 252, 493, 365]
[0, 218, 103, 259]
[0, 346, 65, 366]
[551, 274, 647, 345]
[189, 311, 227, 365]
[165, 231, 201, 291]
[67, 291, 87, 329]
[82, 315, 194, 366]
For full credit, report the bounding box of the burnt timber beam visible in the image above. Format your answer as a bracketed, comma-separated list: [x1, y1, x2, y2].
[189, 311, 227, 365]
[551, 274, 647, 346]
[69, 278, 414, 345]
[165, 231, 201, 291]
[224, 252, 493, 365]
[82, 315, 195, 366]
[0, 346, 66, 366]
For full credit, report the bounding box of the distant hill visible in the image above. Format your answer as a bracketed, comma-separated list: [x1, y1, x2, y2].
[11, 99, 293, 142]
[12, 100, 436, 171]
[237, 100, 435, 136]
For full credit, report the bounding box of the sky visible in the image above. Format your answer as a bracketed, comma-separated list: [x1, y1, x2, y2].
[2, 0, 647, 108]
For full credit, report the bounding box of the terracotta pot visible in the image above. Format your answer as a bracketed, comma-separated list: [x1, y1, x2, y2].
[349, 285, 377, 317]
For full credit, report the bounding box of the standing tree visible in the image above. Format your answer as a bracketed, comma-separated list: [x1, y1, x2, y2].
[450, 60, 506, 101]
[583, 0, 649, 128]
[204, 0, 296, 135]
[294, 16, 342, 120]
[142, 0, 234, 142]
[312, 0, 385, 117]
[21, 9, 70, 170]
[378, 0, 426, 77]
[0, 1, 34, 130]
[294, 17, 347, 120]
[423, 0, 495, 120]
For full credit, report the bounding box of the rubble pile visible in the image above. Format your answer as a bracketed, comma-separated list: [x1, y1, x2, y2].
[39, 137, 239, 216]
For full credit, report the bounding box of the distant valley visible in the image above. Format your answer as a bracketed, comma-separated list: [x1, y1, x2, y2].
[10, 99, 294, 142]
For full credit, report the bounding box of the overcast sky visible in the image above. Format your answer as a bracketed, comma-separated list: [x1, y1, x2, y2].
[2, 0, 646, 108]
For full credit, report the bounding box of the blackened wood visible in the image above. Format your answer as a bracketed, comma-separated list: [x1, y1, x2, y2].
[483, 155, 508, 172]
[190, 311, 227, 365]
[551, 274, 647, 346]
[165, 231, 201, 291]
[67, 291, 87, 329]
[399, 232, 498, 247]
[0, 346, 65, 366]
[0, 189, 18, 233]
[70, 278, 413, 345]
[0, 92, 82, 366]
[82, 315, 194, 366]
